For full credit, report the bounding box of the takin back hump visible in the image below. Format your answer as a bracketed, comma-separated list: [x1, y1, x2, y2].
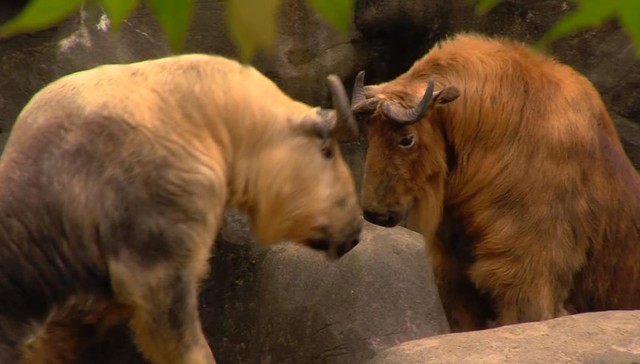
[358, 32, 640, 331]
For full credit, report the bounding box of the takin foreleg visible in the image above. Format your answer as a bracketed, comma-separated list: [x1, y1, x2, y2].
[427, 237, 496, 332]
[467, 233, 584, 326]
[108, 233, 216, 364]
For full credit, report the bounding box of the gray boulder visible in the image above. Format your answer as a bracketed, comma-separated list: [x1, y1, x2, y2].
[367, 310, 640, 364]
[203, 213, 449, 364]
[76, 213, 448, 364]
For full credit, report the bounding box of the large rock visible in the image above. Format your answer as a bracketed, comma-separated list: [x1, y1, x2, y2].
[75, 214, 448, 364]
[367, 310, 640, 364]
[204, 214, 448, 364]
[0, 3, 169, 149]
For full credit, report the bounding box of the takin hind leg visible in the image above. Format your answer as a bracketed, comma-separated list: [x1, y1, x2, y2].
[19, 297, 131, 364]
[427, 237, 496, 332]
[435, 258, 496, 332]
[468, 235, 582, 326]
[108, 250, 215, 364]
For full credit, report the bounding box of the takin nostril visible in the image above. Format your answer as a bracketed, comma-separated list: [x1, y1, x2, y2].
[309, 238, 331, 252]
[335, 238, 360, 258]
[386, 213, 399, 226]
[364, 210, 400, 227]
[350, 238, 360, 249]
[363, 210, 383, 224]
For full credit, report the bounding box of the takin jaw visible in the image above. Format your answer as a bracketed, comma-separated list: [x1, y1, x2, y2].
[227, 74, 363, 259]
[244, 135, 362, 259]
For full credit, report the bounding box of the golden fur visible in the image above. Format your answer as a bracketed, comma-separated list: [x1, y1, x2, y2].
[0, 54, 361, 363]
[358, 33, 640, 331]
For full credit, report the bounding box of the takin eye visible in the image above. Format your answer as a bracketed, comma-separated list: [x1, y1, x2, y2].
[321, 144, 334, 159]
[398, 134, 415, 149]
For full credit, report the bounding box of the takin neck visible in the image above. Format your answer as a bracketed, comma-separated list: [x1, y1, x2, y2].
[406, 115, 449, 241]
[194, 64, 316, 219]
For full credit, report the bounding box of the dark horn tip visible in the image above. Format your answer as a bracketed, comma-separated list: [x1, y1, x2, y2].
[415, 79, 436, 115]
[351, 70, 367, 105]
[326, 74, 359, 139]
[425, 80, 435, 99]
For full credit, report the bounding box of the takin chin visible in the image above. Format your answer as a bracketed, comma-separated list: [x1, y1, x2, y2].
[352, 32, 640, 332]
[0, 54, 363, 364]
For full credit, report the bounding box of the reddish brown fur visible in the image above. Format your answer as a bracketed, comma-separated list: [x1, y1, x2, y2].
[359, 33, 640, 331]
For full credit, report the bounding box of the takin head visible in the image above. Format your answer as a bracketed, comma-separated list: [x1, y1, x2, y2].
[244, 75, 363, 259]
[351, 71, 460, 229]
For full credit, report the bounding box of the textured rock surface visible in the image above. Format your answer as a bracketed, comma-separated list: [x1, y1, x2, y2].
[367, 310, 640, 364]
[0, 2, 170, 149]
[204, 214, 448, 364]
[0, 0, 356, 146]
[76, 214, 448, 364]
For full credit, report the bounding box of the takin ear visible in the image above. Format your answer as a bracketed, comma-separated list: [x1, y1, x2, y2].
[297, 74, 360, 142]
[297, 110, 331, 140]
[432, 86, 460, 105]
[297, 108, 355, 143]
[382, 81, 459, 125]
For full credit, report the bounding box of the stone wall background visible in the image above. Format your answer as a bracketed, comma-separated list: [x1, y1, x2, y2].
[1, 1, 639, 363]
[2, 0, 638, 180]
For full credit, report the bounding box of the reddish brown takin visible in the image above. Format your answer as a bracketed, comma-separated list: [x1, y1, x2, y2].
[0, 54, 363, 364]
[353, 33, 640, 332]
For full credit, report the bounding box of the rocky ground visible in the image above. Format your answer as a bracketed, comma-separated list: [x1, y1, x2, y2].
[367, 310, 640, 364]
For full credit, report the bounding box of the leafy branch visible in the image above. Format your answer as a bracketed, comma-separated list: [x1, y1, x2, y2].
[2, 0, 639, 61]
[0, 0, 355, 62]
[474, 0, 640, 56]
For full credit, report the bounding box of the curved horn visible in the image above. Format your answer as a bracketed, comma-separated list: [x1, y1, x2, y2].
[382, 80, 435, 125]
[350, 70, 381, 115]
[351, 70, 367, 105]
[326, 74, 359, 139]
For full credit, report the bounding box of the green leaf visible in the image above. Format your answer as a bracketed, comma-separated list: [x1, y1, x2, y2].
[145, 0, 194, 52]
[0, 0, 83, 36]
[102, 0, 141, 31]
[473, 0, 504, 14]
[536, 0, 617, 50]
[616, 1, 640, 57]
[226, 0, 281, 62]
[306, 0, 354, 34]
